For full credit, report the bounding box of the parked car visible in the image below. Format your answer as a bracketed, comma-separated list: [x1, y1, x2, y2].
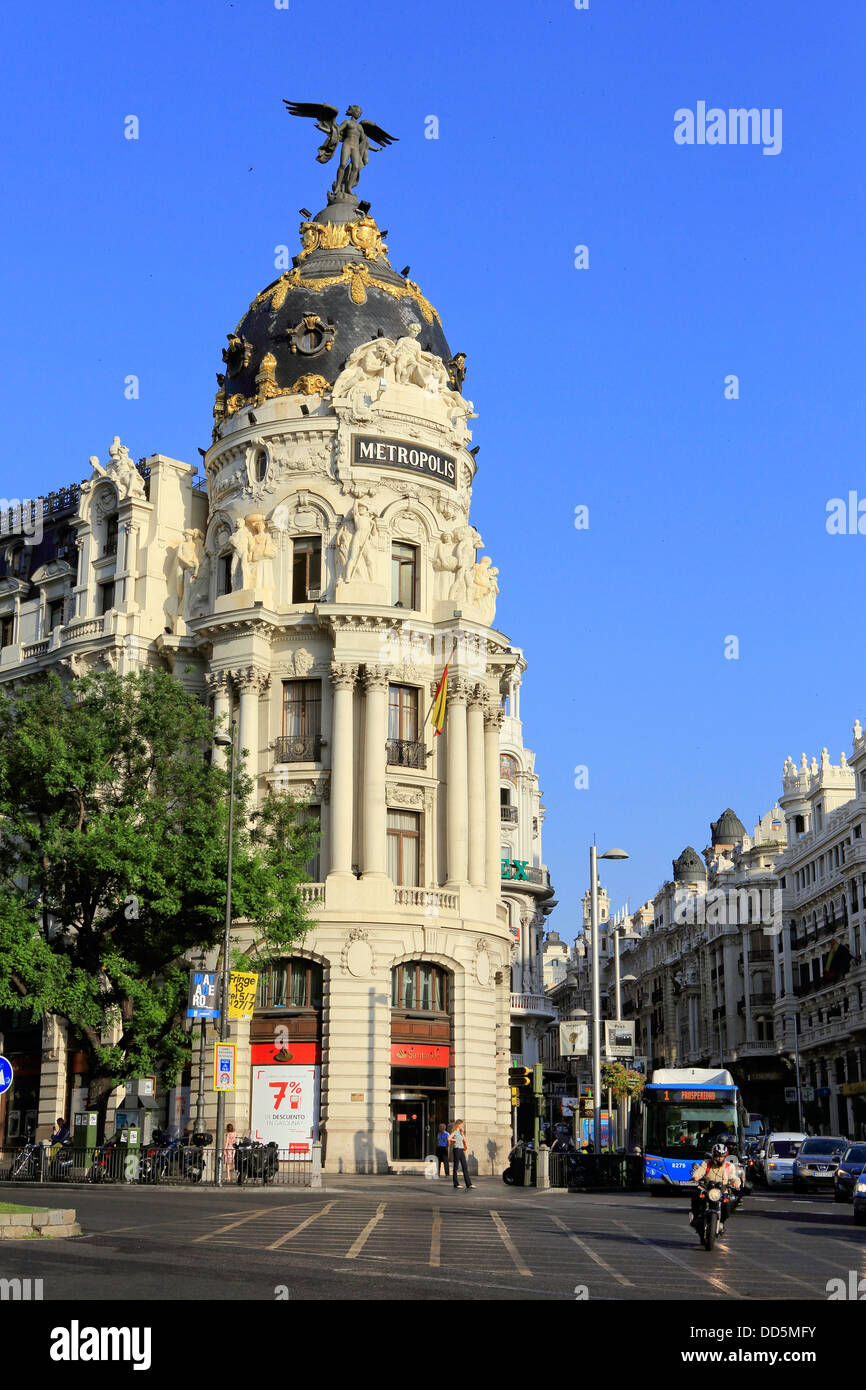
[853, 1171, 866, 1226]
[793, 1136, 848, 1192]
[762, 1132, 807, 1188]
[834, 1143, 866, 1203]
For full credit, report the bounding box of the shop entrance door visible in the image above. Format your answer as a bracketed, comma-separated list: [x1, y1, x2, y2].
[391, 1093, 428, 1160]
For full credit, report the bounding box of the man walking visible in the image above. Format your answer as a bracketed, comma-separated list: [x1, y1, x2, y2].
[449, 1120, 473, 1189]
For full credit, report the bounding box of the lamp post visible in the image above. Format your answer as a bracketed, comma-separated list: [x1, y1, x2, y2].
[590, 844, 628, 1155]
[783, 1011, 804, 1132]
[213, 727, 237, 1188]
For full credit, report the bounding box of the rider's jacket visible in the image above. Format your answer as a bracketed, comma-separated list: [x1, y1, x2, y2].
[690, 1158, 741, 1189]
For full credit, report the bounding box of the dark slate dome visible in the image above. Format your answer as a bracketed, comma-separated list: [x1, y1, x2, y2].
[216, 191, 454, 420]
[710, 808, 747, 846]
[673, 846, 706, 883]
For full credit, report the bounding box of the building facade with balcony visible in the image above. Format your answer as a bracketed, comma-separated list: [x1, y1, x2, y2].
[0, 165, 557, 1172]
[773, 738, 866, 1138]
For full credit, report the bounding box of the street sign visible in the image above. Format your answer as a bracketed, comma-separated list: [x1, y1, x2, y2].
[784, 1087, 797, 1103]
[188, 971, 220, 1020]
[228, 972, 258, 1021]
[604, 1020, 635, 1058]
[559, 1021, 588, 1057]
[0, 1055, 13, 1096]
[214, 1043, 236, 1092]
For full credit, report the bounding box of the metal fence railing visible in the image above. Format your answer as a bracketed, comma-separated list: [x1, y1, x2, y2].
[549, 1151, 644, 1191]
[0, 1143, 314, 1188]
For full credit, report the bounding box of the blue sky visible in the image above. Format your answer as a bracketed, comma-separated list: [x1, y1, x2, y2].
[1, 0, 864, 934]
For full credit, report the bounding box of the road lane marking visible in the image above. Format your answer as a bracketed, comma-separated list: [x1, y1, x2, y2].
[754, 1226, 864, 1272]
[192, 1208, 274, 1243]
[613, 1220, 740, 1298]
[717, 1237, 817, 1292]
[429, 1207, 441, 1267]
[266, 1201, 338, 1251]
[345, 1202, 386, 1259]
[490, 1210, 532, 1277]
[546, 1213, 634, 1287]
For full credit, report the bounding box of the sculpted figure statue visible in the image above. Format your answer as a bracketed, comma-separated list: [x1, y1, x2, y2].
[169, 528, 204, 626]
[472, 555, 499, 625]
[392, 323, 450, 392]
[452, 524, 482, 605]
[432, 530, 459, 601]
[283, 101, 398, 197]
[88, 436, 145, 501]
[244, 513, 277, 591]
[228, 517, 249, 590]
[336, 494, 379, 584]
[332, 338, 395, 403]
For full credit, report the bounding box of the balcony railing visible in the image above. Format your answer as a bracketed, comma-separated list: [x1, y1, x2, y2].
[500, 805, 518, 824]
[510, 992, 557, 1017]
[274, 734, 322, 764]
[386, 738, 428, 769]
[298, 883, 325, 904]
[21, 640, 50, 660]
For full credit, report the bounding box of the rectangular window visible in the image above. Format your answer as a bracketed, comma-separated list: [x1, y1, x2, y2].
[104, 516, 118, 556]
[48, 599, 65, 632]
[388, 684, 419, 742]
[0, 615, 13, 648]
[98, 582, 115, 615]
[391, 542, 418, 609]
[292, 537, 322, 603]
[387, 809, 420, 886]
[282, 680, 322, 737]
[218, 554, 233, 596]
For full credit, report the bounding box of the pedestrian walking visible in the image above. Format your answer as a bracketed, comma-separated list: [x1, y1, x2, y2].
[449, 1119, 472, 1189]
[223, 1123, 237, 1174]
[435, 1122, 450, 1177]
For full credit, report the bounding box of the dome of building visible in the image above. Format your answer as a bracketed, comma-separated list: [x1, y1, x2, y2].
[215, 191, 455, 426]
[672, 846, 706, 882]
[710, 808, 747, 846]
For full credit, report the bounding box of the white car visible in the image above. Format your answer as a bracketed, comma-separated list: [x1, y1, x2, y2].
[762, 1132, 807, 1188]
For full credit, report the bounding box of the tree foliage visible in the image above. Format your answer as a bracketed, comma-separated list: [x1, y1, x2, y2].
[0, 669, 319, 1110]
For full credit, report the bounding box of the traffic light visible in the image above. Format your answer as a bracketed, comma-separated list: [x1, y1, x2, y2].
[510, 1086, 520, 1108]
[509, 1066, 532, 1088]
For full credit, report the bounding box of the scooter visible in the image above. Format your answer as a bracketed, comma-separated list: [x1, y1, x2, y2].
[47, 1138, 74, 1181]
[501, 1138, 535, 1185]
[233, 1137, 279, 1186]
[86, 1137, 119, 1183]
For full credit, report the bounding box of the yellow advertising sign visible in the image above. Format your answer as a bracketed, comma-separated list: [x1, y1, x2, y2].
[228, 972, 258, 1021]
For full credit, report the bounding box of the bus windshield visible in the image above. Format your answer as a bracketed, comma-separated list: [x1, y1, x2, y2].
[645, 1104, 738, 1158]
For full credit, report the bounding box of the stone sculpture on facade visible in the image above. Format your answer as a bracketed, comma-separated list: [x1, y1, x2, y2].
[335, 492, 380, 584]
[88, 436, 146, 501]
[283, 101, 398, 197]
[167, 528, 204, 632]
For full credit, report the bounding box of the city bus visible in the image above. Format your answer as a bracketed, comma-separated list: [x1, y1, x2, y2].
[641, 1067, 748, 1189]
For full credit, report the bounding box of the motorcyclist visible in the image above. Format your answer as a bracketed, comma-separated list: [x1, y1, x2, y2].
[689, 1142, 741, 1232]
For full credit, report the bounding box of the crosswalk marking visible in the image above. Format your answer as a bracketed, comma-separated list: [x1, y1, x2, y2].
[429, 1206, 441, 1267]
[345, 1202, 386, 1259]
[192, 1208, 274, 1243]
[490, 1210, 532, 1277]
[266, 1201, 338, 1251]
[546, 1212, 634, 1287]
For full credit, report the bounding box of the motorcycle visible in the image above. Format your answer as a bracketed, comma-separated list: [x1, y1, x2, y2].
[233, 1137, 279, 1186]
[7, 1138, 45, 1181]
[178, 1131, 211, 1183]
[86, 1137, 119, 1183]
[47, 1138, 74, 1181]
[693, 1179, 732, 1251]
[501, 1138, 535, 1185]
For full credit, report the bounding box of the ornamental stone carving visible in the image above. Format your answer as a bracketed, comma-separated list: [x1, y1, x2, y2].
[335, 490, 381, 585]
[361, 663, 390, 692]
[342, 926, 375, 978]
[386, 783, 424, 808]
[232, 667, 270, 696]
[329, 662, 358, 690]
[279, 649, 315, 679]
[88, 437, 146, 502]
[204, 670, 231, 697]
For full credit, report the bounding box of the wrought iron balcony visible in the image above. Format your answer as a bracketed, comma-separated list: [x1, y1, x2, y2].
[274, 734, 322, 764]
[386, 738, 428, 769]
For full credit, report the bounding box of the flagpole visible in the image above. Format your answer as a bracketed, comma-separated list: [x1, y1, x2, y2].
[422, 639, 456, 740]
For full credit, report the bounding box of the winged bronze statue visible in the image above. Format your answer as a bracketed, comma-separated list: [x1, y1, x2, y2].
[283, 101, 398, 196]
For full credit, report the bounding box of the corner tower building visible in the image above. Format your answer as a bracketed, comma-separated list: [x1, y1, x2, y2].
[0, 159, 557, 1172]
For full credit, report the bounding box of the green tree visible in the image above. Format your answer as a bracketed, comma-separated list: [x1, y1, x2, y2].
[0, 668, 318, 1119]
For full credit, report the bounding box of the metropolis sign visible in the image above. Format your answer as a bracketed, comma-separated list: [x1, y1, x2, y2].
[352, 434, 457, 487]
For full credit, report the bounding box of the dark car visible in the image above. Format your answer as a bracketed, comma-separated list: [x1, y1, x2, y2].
[792, 1136, 848, 1192]
[833, 1143, 866, 1203]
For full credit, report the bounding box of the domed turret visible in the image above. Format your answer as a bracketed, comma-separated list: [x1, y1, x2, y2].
[710, 808, 747, 848]
[672, 846, 706, 883]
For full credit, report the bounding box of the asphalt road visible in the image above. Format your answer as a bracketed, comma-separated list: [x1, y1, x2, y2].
[1, 1179, 864, 1302]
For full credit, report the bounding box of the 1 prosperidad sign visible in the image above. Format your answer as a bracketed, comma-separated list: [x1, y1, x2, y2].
[352, 434, 457, 487]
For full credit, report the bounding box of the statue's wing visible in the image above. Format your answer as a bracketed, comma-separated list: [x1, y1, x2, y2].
[360, 120, 399, 150]
[283, 100, 340, 163]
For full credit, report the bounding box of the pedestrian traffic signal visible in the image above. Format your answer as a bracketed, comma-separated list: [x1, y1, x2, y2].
[509, 1067, 532, 1087]
[510, 1086, 520, 1108]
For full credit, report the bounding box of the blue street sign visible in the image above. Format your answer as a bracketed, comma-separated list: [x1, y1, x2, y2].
[0, 1055, 13, 1096]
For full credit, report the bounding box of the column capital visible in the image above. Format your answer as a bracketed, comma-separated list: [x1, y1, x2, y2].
[204, 669, 231, 696]
[232, 666, 270, 695]
[467, 682, 487, 711]
[361, 663, 390, 692]
[448, 676, 471, 705]
[330, 662, 359, 691]
[484, 702, 504, 731]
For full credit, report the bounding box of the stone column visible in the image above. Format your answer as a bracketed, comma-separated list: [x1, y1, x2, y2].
[233, 667, 269, 787]
[742, 932, 752, 1041]
[445, 678, 469, 887]
[467, 687, 486, 888]
[120, 520, 138, 612]
[36, 1015, 69, 1141]
[362, 665, 389, 879]
[205, 671, 232, 765]
[328, 664, 357, 878]
[484, 703, 504, 893]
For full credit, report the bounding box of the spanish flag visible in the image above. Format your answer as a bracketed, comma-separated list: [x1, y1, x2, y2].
[825, 938, 853, 981]
[430, 664, 449, 736]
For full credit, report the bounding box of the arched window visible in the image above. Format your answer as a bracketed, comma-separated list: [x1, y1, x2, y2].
[255, 958, 322, 1010]
[391, 962, 450, 1014]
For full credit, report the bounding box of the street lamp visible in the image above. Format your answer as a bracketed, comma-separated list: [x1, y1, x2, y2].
[213, 727, 237, 1187]
[590, 845, 628, 1155]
